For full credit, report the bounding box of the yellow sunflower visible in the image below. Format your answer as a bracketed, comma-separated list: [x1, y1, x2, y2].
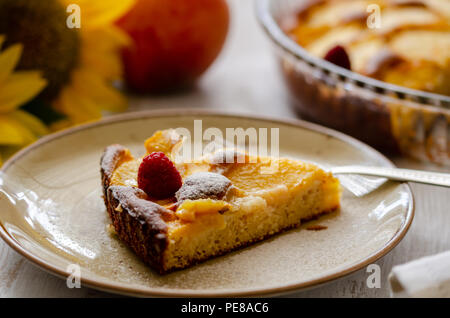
[0, 0, 135, 129]
[0, 35, 48, 165]
[54, 0, 135, 126]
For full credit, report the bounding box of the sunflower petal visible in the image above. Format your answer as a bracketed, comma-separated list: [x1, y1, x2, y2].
[0, 115, 25, 145]
[71, 69, 127, 112]
[9, 110, 49, 137]
[49, 119, 73, 132]
[54, 86, 102, 124]
[104, 25, 132, 47]
[82, 50, 123, 80]
[0, 114, 38, 146]
[0, 71, 47, 113]
[80, 26, 129, 80]
[62, 0, 136, 29]
[81, 25, 131, 51]
[0, 44, 23, 85]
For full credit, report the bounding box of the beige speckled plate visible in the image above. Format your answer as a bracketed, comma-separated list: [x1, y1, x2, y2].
[0, 109, 414, 297]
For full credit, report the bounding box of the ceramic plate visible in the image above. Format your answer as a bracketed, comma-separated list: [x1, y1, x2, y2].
[0, 110, 414, 297]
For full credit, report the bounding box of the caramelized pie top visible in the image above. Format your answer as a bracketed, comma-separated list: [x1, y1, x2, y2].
[286, 0, 450, 95]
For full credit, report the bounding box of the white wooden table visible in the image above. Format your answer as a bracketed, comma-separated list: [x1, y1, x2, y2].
[1, 0, 449, 297]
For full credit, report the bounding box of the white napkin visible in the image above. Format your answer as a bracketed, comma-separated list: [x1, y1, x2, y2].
[389, 251, 450, 297]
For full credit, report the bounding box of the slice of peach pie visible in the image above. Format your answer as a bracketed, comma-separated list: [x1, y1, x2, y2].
[100, 129, 341, 274]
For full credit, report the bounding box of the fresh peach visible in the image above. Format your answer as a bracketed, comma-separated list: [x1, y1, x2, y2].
[116, 0, 230, 93]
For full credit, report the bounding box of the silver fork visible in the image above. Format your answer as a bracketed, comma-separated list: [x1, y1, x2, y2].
[329, 165, 450, 197]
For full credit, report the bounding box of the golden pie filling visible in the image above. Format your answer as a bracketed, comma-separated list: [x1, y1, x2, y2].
[108, 129, 341, 272]
[286, 0, 450, 96]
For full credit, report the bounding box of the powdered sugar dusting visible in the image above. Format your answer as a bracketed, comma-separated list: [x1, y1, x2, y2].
[175, 172, 232, 202]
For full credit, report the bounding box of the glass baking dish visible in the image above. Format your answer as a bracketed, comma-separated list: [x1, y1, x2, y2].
[256, 0, 450, 166]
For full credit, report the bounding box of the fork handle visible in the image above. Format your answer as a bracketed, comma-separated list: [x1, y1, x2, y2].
[331, 166, 450, 187]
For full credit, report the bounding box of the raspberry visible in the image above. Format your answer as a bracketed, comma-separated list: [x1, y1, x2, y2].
[137, 152, 182, 199]
[324, 45, 351, 70]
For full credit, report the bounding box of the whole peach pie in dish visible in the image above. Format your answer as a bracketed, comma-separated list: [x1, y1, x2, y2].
[286, 0, 450, 95]
[100, 130, 341, 274]
[257, 0, 450, 164]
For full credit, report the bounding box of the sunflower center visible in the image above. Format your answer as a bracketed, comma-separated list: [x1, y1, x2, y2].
[0, 0, 80, 99]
